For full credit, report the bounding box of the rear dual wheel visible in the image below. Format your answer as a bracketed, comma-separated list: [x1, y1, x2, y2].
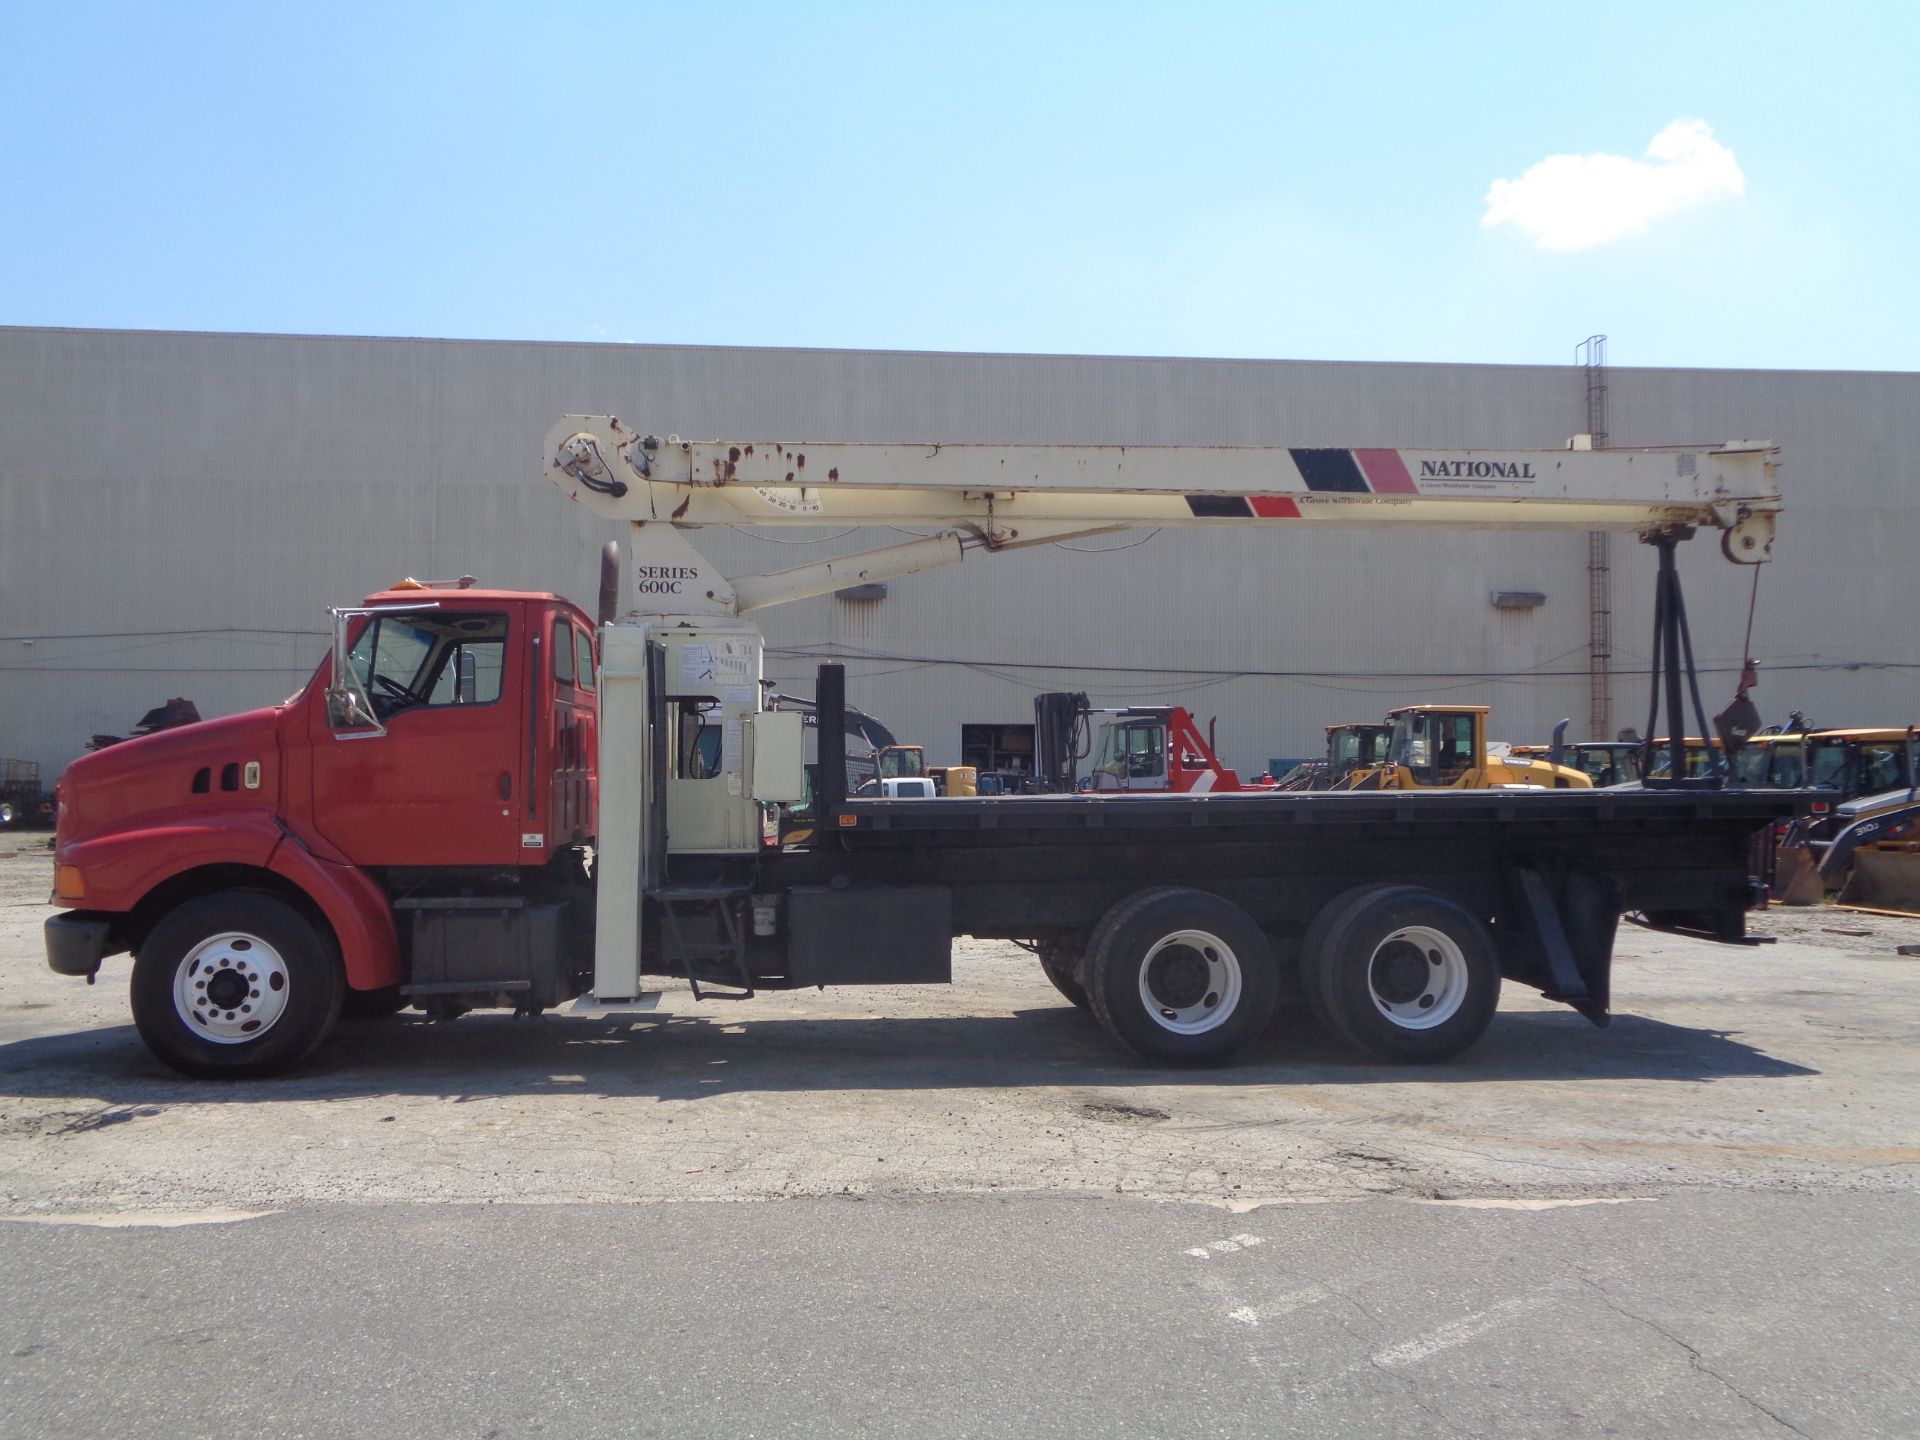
[1085, 888, 1277, 1064]
[1302, 885, 1499, 1063]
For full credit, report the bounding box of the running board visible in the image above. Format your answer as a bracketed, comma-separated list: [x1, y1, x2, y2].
[568, 993, 663, 1015]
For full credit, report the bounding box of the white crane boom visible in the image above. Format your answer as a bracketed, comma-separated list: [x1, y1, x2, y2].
[544, 417, 1779, 617]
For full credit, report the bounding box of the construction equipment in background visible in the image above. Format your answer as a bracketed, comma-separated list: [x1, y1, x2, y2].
[765, 691, 908, 791]
[1827, 794, 1920, 916]
[1341, 706, 1592, 790]
[1, 759, 55, 829]
[85, 697, 201, 752]
[761, 693, 923, 844]
[1726, 732, 1809, 889]
[877, 744, 925, 778]
[1511, 740, 1644, 787]
[1311, 723, 1393, 789]
[1032, 695, 1275, 793]
[1643, 736, 1726, 782]
[1729, 732, 1807, 788]
[1775, 727, 1920, 905]
[1033, 690, 1091, 794]
[927, 765, 979, 798]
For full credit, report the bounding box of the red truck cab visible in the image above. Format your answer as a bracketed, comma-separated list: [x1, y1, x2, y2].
[45, 585, 598, 1076]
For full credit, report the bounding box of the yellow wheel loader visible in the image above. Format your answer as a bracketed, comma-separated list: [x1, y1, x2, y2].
[1343, 706, 1592, 791]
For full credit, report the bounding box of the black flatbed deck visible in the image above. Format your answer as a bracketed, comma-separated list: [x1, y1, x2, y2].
[833, 786, 1802, 835]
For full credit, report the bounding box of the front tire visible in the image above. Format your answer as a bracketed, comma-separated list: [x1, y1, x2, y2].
[1085, 888, 1277, 1064]
[131, 892, 344, 1079]
[1303, 885, 1499, 1063]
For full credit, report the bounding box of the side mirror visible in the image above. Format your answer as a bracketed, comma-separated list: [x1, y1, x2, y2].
[325, 608, 386, 736]
[457, 649, 478, 705]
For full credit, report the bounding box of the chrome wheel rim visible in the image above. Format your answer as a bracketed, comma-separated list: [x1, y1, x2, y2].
[1367, 924, 1468, 1030]
[1138, 928, 1242, 1034]
[172, 931, 291, 1044]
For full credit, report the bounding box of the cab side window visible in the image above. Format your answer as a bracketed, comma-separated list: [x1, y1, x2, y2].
[552, 618, 576, 688]
[349, 612, 507, 715]
[574, 627, 597, 692]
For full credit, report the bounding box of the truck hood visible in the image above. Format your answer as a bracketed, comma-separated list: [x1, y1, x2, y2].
[58, 707, 285, 844]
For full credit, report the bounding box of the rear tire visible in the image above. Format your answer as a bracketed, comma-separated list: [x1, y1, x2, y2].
[1300, 884, 1394, 1040]
[131, 892, 344, 1079]
[1085, 888, 1277, 1064]
[1303, 885, 1499, 1063]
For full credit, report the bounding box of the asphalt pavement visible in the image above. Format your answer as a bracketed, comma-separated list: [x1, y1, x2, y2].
[4, 846, 1919, 1437]
[4, 1190, 1915, 1439]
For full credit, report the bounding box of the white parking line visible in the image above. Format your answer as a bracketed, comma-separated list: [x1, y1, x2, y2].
[1185, 1232, 1266, 1258]
[1371, 1293, 1555, 1368]
[1293, 1291, 1556, 1393]
[1226, 1284, 1336, 1326]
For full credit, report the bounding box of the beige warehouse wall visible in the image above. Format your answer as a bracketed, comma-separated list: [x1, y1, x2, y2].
[1, 326, 1914, 782]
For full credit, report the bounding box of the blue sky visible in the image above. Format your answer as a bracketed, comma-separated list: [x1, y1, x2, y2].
[2, 1, 1915, 370]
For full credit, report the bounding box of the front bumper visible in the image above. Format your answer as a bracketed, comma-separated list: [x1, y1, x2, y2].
[45, 913, 113, 978]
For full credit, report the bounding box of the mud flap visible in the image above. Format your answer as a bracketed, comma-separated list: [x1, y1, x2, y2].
[1497, 866, 1619, 1027]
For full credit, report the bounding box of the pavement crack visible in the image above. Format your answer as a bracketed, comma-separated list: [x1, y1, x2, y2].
[1577, 1276, 1808, 1436]
[1366, 1352, 1470, 1436]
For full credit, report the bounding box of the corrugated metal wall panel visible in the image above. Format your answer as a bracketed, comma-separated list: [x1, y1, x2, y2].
[1, 327, 1914, 781]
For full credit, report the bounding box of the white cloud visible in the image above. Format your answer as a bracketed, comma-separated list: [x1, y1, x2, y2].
[1482, 119, 1745, 251]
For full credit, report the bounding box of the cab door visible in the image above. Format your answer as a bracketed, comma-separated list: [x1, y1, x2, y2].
[308, 604, 529, 867]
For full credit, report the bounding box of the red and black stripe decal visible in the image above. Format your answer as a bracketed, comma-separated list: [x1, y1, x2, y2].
[1181, 448, 1418, 516]
[1181, 495, 1303, 518]
[1290, 448, 1370, 493]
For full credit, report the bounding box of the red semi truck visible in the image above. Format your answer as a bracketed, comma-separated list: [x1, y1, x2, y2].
[46, 425, 1791, 1078]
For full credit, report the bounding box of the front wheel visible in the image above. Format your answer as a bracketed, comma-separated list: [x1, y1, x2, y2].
[131, 892, 344, 1079]
[1085, 888, 1277, 1064]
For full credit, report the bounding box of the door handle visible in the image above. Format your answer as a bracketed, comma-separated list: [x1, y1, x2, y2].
[499, 771, 512, 800]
